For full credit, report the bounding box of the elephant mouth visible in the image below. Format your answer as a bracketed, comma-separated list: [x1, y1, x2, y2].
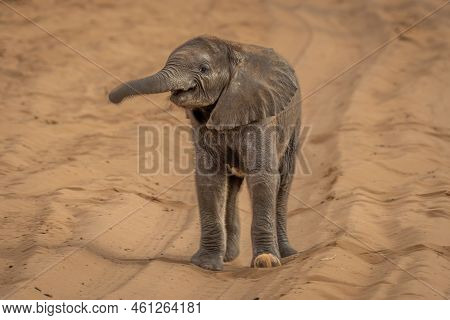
[171, 84, 197, 97]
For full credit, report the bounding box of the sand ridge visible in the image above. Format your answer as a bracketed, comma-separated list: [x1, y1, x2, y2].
[0, 0, 449, 299]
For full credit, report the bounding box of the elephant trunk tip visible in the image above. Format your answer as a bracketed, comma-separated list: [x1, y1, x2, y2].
[108, 86, 126, 104]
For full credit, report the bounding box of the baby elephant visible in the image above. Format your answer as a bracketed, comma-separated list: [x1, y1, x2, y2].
[109, 36, 301, 271]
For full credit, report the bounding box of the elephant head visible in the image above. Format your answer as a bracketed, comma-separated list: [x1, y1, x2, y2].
[109, 36, 298, 129]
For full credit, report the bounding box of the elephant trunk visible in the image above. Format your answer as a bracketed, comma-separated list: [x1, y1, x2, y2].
[109, 69, 173, 104]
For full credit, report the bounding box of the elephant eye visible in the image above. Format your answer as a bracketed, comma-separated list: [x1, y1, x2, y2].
[199, 64, 210, 74]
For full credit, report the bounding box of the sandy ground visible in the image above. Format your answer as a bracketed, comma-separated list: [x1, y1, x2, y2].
[1, 0, 449, 299]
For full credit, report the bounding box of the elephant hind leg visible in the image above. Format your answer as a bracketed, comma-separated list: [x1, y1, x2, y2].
[276, 136, 298, 258]
[252, 253, 281, 268]
[224, 175, 243, 262]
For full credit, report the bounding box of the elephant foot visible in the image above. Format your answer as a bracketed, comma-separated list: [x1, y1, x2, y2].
[252, 253, 281, 268]
[224, 239, 240, 262]
[191, 250, 223, 271]
[279, 243, 297, 258]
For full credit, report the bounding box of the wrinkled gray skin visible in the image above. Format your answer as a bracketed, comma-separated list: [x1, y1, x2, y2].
[109, 36, 301, 271]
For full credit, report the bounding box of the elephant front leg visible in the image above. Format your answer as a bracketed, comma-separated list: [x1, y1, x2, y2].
[277, 138, 298, 258]
[224, 175, 244, 262]
[247, 173, 281, 268]
[191, 172, 228, 271]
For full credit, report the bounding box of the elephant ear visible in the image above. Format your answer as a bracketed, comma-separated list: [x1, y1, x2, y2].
[206, 46, 298, 130]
